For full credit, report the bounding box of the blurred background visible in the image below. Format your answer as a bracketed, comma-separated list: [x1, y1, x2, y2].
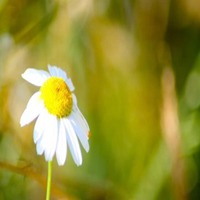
[0, 0, 200, 199]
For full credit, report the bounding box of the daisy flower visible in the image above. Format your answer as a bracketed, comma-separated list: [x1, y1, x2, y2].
[20, 65, 90, 166]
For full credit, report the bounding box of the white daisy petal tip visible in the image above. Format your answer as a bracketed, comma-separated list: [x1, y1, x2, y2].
[21, 72, 26, 80]
[75, 157, 82, 166]
[21, 69, 31, 82]
[20, 117, 27, 127]
[45, 153, 53, 162]
[76, 162, 82, 166]
[20, 92, 43, 127]
[21, 68, 50, 86]
[85, 145, 90, 153]
[36, 143, 44, 155]
[20, 107, 37, 127]
[47, 64, 54, 72]
[57, 155, 66, 166]
[66, 78, 75, 92]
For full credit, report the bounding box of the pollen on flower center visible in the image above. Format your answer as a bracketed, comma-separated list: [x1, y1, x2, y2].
[40, 77, 73, 118]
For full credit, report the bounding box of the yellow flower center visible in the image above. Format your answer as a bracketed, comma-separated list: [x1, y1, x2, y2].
[40, 77, 73, 118]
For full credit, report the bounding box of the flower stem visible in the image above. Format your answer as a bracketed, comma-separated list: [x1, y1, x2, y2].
[46, 161, 52, 200]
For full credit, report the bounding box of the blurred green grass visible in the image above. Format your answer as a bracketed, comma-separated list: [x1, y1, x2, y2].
[0, 0, 200, 200]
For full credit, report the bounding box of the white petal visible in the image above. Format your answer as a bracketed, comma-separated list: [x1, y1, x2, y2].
[63, 118, 82, 166]
[22, 68, 50, 86]
[75, 110, 89, 135]
[76, 105, 89, 130]
[20, 92, 43, 127]
[48, 65, 66, 79]
[72, 94, 78, 105]
[33, 108, 46, 143]
[35, 111, 58, 160]
[35, 109, 50, 155]
[56, 120, 67, 166]
[69, 113, 89, 152]
[48, 65, 61, 77]
[72, 96, 90, 135]
[44, 114, 58, 161]
[48, 65, 75, 91]
[36, 143, 44, 155]
[65, 78, 75, 92]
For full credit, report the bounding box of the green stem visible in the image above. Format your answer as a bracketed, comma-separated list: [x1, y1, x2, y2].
[46, 161, 52, 200]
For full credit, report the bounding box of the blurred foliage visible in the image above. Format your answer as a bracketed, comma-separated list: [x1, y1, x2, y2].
[1, 0, 200, 199]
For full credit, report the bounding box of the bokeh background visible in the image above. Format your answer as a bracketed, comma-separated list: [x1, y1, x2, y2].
[0, 0, 200, 199]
